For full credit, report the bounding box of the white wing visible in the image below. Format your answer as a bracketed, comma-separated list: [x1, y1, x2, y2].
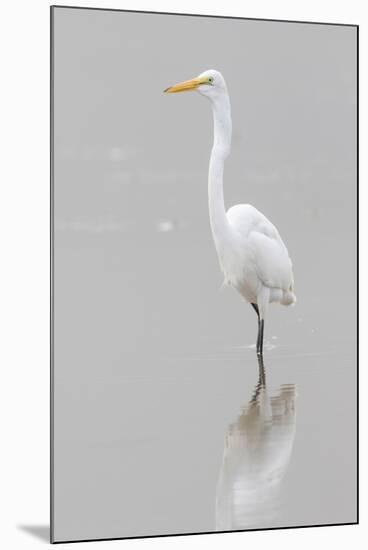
[226, 204, 294, 291]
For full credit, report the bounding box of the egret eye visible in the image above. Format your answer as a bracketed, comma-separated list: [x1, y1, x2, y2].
[208, 77, 214, 84]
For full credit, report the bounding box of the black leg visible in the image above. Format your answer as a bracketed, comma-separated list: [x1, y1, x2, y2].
[256, 319, 261, 351]
[251, 303, 259, 317]
[251, 303, 263, 355]
[257, 319, 264, 356]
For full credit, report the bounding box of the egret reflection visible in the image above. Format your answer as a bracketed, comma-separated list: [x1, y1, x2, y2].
[216, 356, 297, 531]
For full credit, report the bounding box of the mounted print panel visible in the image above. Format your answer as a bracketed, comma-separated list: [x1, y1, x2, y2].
[51, 6, 358, 543]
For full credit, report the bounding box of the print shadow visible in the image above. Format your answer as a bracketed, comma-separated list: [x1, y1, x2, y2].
[17, 525, 50, 543]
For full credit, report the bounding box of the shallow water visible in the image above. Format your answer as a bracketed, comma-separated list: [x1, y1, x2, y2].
[53, 227, 357, 540]
[52, 8, 357, 542]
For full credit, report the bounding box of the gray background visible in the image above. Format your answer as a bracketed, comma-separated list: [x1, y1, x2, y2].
[52, 7, 357, 542]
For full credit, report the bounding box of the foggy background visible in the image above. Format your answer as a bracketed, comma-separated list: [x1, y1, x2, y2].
[52, 7, 357, 542]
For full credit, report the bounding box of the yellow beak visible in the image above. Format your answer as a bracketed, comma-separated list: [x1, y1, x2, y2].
[164, 77, 204, 94]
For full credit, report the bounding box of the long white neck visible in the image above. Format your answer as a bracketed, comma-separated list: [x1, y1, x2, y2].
[208, 92, 234, 257]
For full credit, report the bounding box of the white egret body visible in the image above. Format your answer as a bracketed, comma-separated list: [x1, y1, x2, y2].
[165, 70, 296, 354]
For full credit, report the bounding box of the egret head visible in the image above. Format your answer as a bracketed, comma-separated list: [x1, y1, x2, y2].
[164, 69, 227, 101]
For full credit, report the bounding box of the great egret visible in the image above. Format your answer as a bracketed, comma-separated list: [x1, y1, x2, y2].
[164, 70, 296, 355]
